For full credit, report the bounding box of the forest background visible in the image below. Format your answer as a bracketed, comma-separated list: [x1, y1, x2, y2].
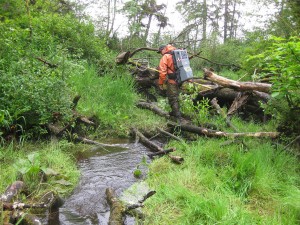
[0, 0, 299, 224]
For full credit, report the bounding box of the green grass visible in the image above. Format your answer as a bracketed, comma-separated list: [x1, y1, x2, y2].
[67, 63, 166, 136]
[0, 141, 80, 197]
[143, 120, 300, 224]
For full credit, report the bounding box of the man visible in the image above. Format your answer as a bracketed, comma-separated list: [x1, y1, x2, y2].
[158, 44, 181, 121]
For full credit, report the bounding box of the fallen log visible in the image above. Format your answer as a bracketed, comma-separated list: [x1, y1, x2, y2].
[132, 128, 183, 164]
[252, 90, 271, 102]
[1, 188, 62, 225]
[3, 202, 48, 210]
[3, 191, 63, 210]
[106, 186, 156, 225]
[203, 68, 272, 93]
[227, 92, 250, 116]
[106, 188, 125, 225]
[195, 87, 267, 121]
[1, 181, 25, 202]
[147, 148, 175, 158]
[132, 128, 165, 153]
[136, 101, 170, 118]
[138, 190, 156, 204]
[75, 136, 128, 149]
[167, 122, 280, 138]
[46, 95, 95, 138]
[157, 127, 183, 142]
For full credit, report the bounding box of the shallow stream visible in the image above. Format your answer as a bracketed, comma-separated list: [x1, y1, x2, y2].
[45, 138, 150, 225]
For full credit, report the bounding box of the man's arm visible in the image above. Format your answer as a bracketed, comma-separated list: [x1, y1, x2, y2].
[158, 55, 168, 85]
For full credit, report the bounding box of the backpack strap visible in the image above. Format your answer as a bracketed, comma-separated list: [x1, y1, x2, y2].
[164, 51, 176, 74]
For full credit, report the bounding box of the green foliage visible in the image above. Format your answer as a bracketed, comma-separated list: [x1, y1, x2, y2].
[0, 0, 116, 139]
[192, 38, 244, 72]
[246, 36, 300, 136]
[134, 156, 149, 178]
[180, 94, 211, 126]
[0, 141, 80, 195]
[67, 63, 137, 132]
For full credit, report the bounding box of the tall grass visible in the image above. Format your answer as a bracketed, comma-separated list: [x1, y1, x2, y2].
[143, 122, 300, 224]
[67, 62, 166, 136]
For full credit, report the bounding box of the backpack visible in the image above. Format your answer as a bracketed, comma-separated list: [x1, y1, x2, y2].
[167, 49, 194, 83]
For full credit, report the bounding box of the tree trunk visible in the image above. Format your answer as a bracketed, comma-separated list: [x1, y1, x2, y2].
[223, 0, 229, 42]
[202, 0, 207, 41]
[106, 0, 111, 35]
[144, 14, 153, 43]
[109, 0, 117, 36]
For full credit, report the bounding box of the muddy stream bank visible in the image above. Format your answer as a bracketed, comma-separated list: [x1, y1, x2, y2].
[44, 138, 151, 225]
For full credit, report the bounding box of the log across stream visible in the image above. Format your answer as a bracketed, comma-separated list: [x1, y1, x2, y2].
[41, 138, 150, 225]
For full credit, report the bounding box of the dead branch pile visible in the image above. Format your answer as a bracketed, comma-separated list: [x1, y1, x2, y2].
[116, 48, 273, 123]
[1, 181, 63, 225]
[116, 48, 279, 143]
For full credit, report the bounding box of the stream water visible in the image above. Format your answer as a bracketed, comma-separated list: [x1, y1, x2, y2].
[45, 138, 150, 225]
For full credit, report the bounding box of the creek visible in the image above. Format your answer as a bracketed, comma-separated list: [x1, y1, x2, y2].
[44, 138, 150, 225]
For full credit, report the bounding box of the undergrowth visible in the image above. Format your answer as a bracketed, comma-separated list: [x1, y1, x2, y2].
[0, 141, 80, 196]
[143, 119, 300, 225]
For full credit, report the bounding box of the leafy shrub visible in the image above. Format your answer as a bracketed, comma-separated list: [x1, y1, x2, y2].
[180, 83, 211, 125]
[0, 0, 117, 139]
[246, 36, 300, 137]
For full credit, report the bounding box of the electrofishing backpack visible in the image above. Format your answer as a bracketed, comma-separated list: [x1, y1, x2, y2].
[169, 49, 194, 83]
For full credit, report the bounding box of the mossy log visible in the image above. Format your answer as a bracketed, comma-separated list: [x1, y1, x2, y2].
[106, 187, 156, 225]
[106, 188, 125, 225]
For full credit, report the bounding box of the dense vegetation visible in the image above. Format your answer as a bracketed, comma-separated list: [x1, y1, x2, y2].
[0, 0, 299, 224]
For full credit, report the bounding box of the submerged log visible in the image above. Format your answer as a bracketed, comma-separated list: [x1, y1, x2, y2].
[203, 68, 272, 93]
[168, 122, 280, 138]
